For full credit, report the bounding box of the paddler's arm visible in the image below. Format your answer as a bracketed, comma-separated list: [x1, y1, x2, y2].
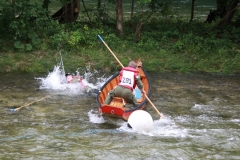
[136, 75, 145, 93]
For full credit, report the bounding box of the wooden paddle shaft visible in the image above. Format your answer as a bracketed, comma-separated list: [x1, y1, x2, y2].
[102, 41, 124, 68]
[98, 35, 164, 118]
[98, 35, 124, 68]
[144, 93, 164, 118]
[15, 95, 51, 111]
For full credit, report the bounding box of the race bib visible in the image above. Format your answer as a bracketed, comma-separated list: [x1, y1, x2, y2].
[119, 70, 134, 88]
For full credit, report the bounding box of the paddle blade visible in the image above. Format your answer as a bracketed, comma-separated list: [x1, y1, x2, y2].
[9, 107, 19, 112]
[97, 35, 104, 42]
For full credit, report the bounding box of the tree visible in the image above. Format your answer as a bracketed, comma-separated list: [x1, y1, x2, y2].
[216, 0, 229, 18]
[131, 0, 135, 24]
[52, 0, 80, 23]
[42, 0, 51, 11]
[205, 0, 239, 26]
[189, 0, 195, 22]
[218, 0, 239, 26]
[116, 0, 123, 35]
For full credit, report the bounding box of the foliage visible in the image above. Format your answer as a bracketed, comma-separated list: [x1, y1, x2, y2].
[94, 0, 111, 23]
[0, 0, 239, 74]
[49, 23, 104, 50]
[0, 0, 57, 51]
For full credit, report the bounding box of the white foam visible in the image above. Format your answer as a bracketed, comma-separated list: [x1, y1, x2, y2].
[88, 110, 106, 124]
[118, 115, 188, 137]
[36, 65, 110, 95]
[37, 65, 67, 90]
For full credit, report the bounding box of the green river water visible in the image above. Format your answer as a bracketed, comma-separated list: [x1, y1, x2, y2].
[0, 70, 239, 159]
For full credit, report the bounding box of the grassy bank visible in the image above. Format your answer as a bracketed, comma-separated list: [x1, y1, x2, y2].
[1, 17, 240, 74]
[1, 45, 239, 74]
[1, 1, 240, 74]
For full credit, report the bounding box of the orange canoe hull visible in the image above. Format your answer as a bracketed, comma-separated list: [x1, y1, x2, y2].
[96, 60, 151, 121]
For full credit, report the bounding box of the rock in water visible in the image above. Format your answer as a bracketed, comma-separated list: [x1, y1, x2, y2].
[128, 110, 153, 132]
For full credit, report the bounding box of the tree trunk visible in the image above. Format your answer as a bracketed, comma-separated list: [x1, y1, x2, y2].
[11, 0, 15, 19]
[134, 17, 143, 42]
[42, 0, 51, 11]
[189, 0, 195, 22]
[216, 0, 228, 18]
[131, 0, 134, 25]
[134, 4, 147, 43]
[116, 0, 123, 36]
[51, 0, 80, 23]
[218, 0, 239, 26]
[82, 0, 92, 22]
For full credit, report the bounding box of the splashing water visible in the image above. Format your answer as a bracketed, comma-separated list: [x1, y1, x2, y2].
[36, 65, 110, 95]
[37, 65, 67, 90]
[88, 110, 106, 124]
[88, 110, 188, 137]
[116, 116, 187, 137]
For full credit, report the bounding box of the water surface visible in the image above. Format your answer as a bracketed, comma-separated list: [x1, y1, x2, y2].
[0, 71, 239, 159]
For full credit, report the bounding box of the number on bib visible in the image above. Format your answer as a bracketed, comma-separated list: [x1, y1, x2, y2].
[119, 70, 134, 88]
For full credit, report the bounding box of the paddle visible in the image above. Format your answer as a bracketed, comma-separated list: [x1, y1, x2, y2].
[144, 93, 164, 118]
[97, 35, 124, 68]
[10, 95, 51, 112]
[98, 35, 164, 118]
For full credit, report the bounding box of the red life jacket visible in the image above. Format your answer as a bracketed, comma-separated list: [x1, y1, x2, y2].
[67, 76, 85, 89]
[118, 66, 139, 91]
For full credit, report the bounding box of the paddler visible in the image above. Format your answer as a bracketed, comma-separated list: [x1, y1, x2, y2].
[104, 61, 145, 108]
[65, 73, 86, 88]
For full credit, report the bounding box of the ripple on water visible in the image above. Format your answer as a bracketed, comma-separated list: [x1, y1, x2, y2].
[1, 71, 240, 159]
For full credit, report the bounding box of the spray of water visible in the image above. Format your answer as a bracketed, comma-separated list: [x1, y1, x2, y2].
[88, 109, 187, 137]
[88, 110, 106, 124]
[36, 64, 110, 95]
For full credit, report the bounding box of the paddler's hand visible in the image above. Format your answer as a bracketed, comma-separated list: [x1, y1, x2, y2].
[141, 89, 145, 94]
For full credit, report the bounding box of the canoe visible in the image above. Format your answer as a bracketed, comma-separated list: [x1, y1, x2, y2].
[96, 59, 151, 121]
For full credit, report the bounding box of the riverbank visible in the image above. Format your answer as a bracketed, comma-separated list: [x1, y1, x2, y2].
[1, 1, 240, 74]
[1, 48, 239, 74]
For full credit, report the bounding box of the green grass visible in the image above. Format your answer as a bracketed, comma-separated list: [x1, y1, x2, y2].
[1, 1, 240, 74]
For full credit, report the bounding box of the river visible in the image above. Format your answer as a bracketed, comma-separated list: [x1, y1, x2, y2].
[0, 67, 239, 159]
